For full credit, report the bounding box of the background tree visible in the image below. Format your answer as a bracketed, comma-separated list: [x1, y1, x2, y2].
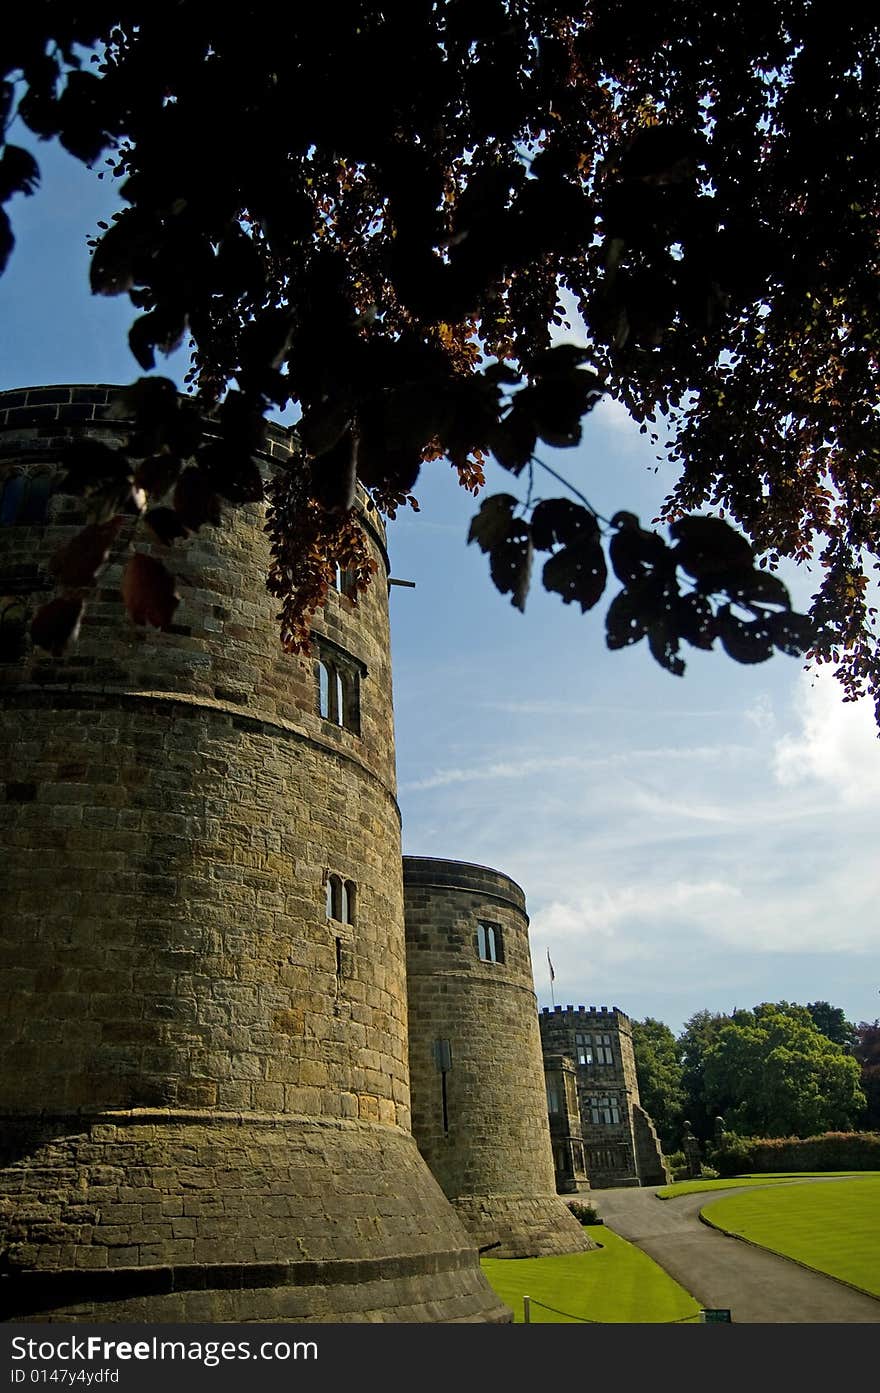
[852, 1020, 880, 1130]
[2, 4, 879, 719]
[631, 1017, 685, 1152]
[699, 1002, 865, 1138]
[677, 1008, 733, 1143]
[806, 1000, 857, 1050]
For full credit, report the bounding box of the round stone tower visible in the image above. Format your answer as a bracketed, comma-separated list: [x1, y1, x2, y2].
[0, 385, 509, 1323]
[402, 856, 592, 1257]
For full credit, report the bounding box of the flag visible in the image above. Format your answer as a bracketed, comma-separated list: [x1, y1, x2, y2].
[547, 949, 555, 982]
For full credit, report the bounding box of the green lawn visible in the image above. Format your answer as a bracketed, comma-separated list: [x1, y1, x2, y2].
[700, 1176, 880, 1296]
[481, 1229, 701, 1324]
[656, 1172, 880, 1199]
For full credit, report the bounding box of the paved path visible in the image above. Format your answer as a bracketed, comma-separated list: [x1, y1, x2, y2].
[590, 1180, 880, 1323]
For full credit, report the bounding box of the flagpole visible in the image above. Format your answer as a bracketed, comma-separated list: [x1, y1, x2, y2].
[547, 948, 556, 1008]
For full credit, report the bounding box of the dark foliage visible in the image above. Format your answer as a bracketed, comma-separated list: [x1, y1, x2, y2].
[2, 4, 878, 718]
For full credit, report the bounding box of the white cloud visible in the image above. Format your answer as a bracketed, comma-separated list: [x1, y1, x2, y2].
[401, 740, 754, 793]
[594, 395, 641, 436]
[745, 694, 776, 733]
[773, 670, 880, 806]
[535, 878, 741, 943]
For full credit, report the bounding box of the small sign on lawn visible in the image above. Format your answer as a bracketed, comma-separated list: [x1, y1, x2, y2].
[700, 1308, 732, 1323]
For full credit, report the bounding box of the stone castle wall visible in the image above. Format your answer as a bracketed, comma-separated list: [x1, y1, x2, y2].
[403, 857, 591, 1257]
[0, 386, 509, 1322]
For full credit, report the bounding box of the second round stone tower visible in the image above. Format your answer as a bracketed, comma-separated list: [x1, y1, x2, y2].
[403, 857, 591, 1257]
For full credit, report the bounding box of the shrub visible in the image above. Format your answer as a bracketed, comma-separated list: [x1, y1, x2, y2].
[665, 1150, 690, 1181]
[711, 1131, 880, 1176]
[567, 1200, 603, 1226]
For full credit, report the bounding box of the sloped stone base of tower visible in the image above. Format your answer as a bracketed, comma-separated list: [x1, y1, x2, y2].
[451, 1194, 597, 1259]
[0, 1113, 511, 1323]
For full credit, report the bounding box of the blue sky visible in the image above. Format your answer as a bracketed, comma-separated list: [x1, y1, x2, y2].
[3, 140, 878, 1039]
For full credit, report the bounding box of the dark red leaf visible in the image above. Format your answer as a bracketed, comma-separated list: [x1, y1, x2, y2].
[121, 553, 180, 628]
[49, 517, 124, 587]
[30, 596, 85, 655]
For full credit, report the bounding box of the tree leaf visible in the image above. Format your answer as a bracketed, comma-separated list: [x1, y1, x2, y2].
[0, 208, 13, 276]
[531, 498, 600, 551]
[605, 588, 647, 649]
[144, 506, 190, 546]
[128, 314, 157, 371]
[133, 452, 184, 499]
[90, 209, 155, 296]
[60, 439, 131, 496]
[30, 596, 85, 655]
[768, 609, 816, 656]
[121, 553, 180, 628]
[308, 430, 358, 513]
[196, 442, 264, 505]
[670, 515, 754, 581]
[609, 512, 670, 583]
[726, 570, 791, 609]
[299, 400, 353, 457]
[716, 604, 774, 664]
[489, 524, 533, 613]
[675, 591, 716, 650]
[542, 537, 607, 611]
[49, 517, 124, 587]
[467, 494, 519, 552]
[489, 404, 537, 474]
[648, 619, 686, 676]
[517, 369, 603, 449]
[0, 145, 40, 200]
[173, 468, 222, 531]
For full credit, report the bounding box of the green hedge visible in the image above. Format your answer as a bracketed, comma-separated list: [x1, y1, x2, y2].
[711, 1131, 880, 1177]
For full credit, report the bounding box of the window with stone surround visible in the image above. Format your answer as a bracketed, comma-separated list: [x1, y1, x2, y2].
[476, 919, 503, 963]
[0, 470, 53, 526]
[575, 1031, 593, 1065]
[587, 1095, 621, 1125]
[595, 1033, 614, 1065]
[329, 563, 357, 597]
[315, 643, 362, 734]
[325, 872, 356, 926]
